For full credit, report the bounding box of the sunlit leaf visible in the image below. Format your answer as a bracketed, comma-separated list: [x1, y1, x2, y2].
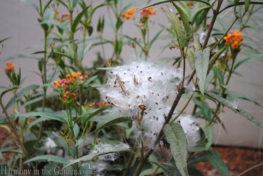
[195, 48, 209, 94]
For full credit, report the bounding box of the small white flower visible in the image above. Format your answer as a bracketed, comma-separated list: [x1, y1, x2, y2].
[44, 137, 57, 149]
[44, 137, 57, 154]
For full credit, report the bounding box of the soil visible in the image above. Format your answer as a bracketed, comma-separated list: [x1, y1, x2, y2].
[0, 128, 262, 175]
[195, 146, 263, 176]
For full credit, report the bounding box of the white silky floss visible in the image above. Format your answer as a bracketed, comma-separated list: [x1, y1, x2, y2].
[99, 61, 183, 148]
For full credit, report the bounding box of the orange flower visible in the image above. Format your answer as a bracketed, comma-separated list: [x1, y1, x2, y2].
[101, 100, 109, 107]
[5, 62, 15, 73]
[66, 74, 71, 80]
[231, 40, 240, 49]
[224, 30, 243, 49]
[122, 7, 138, 20]
[71, 72, 77, 79]
[61, 13, 70, 22]
[187, 2, 194, 9]
[63, 91, 70, 100]
[53, 80, 61, 88]
[141, 7, 157, 17]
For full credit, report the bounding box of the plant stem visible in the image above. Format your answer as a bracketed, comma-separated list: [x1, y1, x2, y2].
[133, 84, 185, 176]
[0, 95, 27, 156]
[38, 30, 48, 139]
[202, 0, 223, 48]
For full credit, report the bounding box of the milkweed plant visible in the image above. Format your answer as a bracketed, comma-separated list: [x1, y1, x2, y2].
[0, 0, 263, 176]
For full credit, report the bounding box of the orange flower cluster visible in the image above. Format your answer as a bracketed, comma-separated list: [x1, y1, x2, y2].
[224, 30, 243, 49]
[53, 72, 88, 101]
[5, 62, 15, 74]
[122, 7, 138, 20]
[141, 7, 157, 17]
[54, 9, 70, 22]
[89, 100, 109, 108]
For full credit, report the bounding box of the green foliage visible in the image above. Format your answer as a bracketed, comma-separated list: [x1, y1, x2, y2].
[1, 0, 263, 175]
[164, 123, 188, 176]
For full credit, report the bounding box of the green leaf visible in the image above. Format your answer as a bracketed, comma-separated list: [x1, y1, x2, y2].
[149, 29, 163, 49]
[208, 47, 226, 72]
[124, 35, 144, 51]
[0, 125, 11, 134]
[73, 0, 79, 8]
[245, 0, 250, 11]
[24, 155, 70, 165]
[191, 5, 211, 30]
[234, 53, 263, 70]
[195, 48, 210, 94]
[83, 75, 98, 87]
[43, 0, 53, 13]
[19, 112, 67, 124]
[5, 84, 40, 109]
[72, 7, 88, 32]
[63, 142, 130, 169]
[193, 97, 212, 121]
[164, 123, 188, 176]
[188, 151, 230, 176]
[206, 92, 263, 128]
[204, 123, 213, 149]
[163, 7, 185, 47]
[236, 108, 263, 128]
[147, 0, 211, 8]
[226, 91, 261, 106]
[170, 1, 192, 40]
[73, 123, 80, 138]
[90, 112, 130, 131]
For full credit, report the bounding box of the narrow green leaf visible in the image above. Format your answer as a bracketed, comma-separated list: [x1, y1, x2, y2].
[245, 0, 251, 11]
[164, 123, 188, 176]
[206, 92, 238, 110]
[208, 47, 226, 72]
[195, 48, 210, 94]
[24, 155, 69, 165]
[43, 0, 53, 13]
[149, 29, 163, 49]
[191, 5, 211, 25]
[5, 84, 39, 109]
[188, 151, 230, 176]
[73, 123, 80, 137]
[72, 7, 88, 32]
[171, 1, 192, 40]
[146, 0, 211, 8]
[226, 91, 261, 106]
[0, 125, 11, 134]
[206, 92, 263, 128]
[236, 108, 263, 128]
[73, 0, 79, 8]
[234, 53, 263, 70]
[124, 35, 144, 50]
[19, 112, 67, 123]
[204, 123, 213, 149]
[63, 142, 130, 169]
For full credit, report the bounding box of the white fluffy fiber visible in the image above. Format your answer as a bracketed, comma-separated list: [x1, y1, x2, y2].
[177, 114, 202, 151]
[99, 61, 182, 148]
